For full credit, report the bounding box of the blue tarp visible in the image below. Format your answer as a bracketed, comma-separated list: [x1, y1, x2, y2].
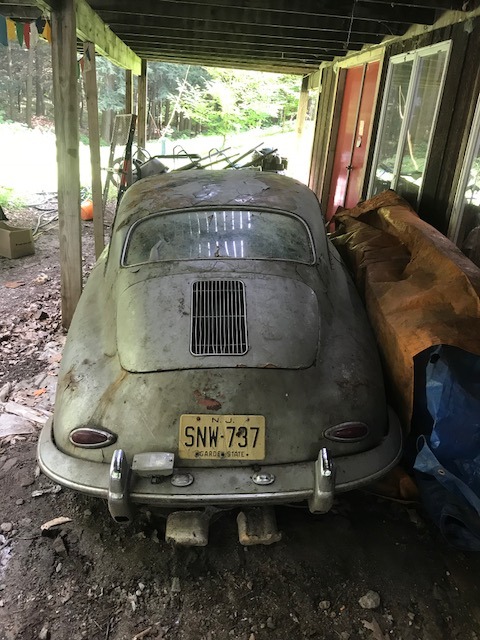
[414, 346, 480, 551]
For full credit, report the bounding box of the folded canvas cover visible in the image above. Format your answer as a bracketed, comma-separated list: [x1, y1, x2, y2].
[331, 191, 480, 430]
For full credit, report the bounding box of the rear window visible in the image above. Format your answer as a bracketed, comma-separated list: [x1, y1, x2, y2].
[122, 209, 314, 265]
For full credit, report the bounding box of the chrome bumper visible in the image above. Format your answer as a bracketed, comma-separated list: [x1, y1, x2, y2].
[37, 408, 402, 521]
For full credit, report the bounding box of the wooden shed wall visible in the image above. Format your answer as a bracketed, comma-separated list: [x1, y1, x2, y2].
[309, 14, 480, 235]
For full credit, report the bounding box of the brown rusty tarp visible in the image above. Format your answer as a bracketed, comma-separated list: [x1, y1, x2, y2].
[331, 190, 480, 431]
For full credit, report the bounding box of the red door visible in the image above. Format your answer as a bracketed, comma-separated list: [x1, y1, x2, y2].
[326, 61, 379, 221]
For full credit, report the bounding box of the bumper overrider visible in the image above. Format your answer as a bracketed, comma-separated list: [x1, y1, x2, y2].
[37, 408, 402, 523]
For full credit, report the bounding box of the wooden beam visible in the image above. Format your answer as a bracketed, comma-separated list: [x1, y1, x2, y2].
[109, 27, 365, 51]
[365, 0, 464, 9]
[0, 5, 42, 18]
[104, 15, 393, 43]
[51, 0, 82, 329]
[83, 41, 104, 260]
[92, 0, 436, 26]
[125, 69, 133, 114]
[119, 38, 351, 59]
[132, 51, 322, 72]
[95, 10, 409, 38]
[137, 59, 147, 150]
[75, 0, 141, 74]
[107, 21, 377, 47]
[132, 53, 314, 74]
[129, 45, 335, 62]
[125, 44, 341, 63]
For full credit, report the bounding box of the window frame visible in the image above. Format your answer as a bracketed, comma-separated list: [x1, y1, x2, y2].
[448, 93, 480, 245]
[368, 40, 452, 206]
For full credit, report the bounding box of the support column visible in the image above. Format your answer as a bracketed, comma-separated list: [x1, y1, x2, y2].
[137, 58, 147, 151]
[295, 75, 310, 139]
[51, 0, 82, 329]
[83, 41, 104, 259]
[125, 69, 133, 114]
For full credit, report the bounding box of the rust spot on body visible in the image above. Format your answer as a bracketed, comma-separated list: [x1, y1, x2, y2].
[194, 389, 222, 411]
[60, 367, 78, 392]
[92, 369, 129, 421]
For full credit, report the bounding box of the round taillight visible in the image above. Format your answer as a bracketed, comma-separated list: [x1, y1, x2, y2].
[69, 427, 117, 448]
[324, 422, 369, 442]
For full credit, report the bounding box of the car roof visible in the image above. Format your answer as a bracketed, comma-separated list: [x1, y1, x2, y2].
[117, 169, 324, 232]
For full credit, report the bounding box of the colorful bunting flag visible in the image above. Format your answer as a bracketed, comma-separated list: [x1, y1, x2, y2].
[15, 21, 23, 47]
[1, 15, 51, 48]
[35, 17, 46, 36]
[0, 16, 7, 47]
[6, 18, 16, 41]
[42, 20, 51, 43]
[84, 46, 92, 73]
[30, 21, 38, 49]
[23, 23, 30, 49]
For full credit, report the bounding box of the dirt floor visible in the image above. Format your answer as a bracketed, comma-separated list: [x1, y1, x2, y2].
[1, 206, 480, 640]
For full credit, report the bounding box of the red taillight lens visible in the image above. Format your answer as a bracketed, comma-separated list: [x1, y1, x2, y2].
[324, 422, 369, 442]
[69, 428, 117, 448]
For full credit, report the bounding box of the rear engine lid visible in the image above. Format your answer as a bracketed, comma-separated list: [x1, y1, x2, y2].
[116, 274, 319, 371]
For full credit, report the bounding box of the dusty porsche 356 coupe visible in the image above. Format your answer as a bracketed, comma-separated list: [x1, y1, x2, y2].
[38, 169, 402, 544]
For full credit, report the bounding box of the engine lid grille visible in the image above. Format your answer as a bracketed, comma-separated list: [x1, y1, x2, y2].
[191, 280, 248, 356]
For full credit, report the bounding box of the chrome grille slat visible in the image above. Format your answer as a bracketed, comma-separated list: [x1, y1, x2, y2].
[191, 280, 248, 356]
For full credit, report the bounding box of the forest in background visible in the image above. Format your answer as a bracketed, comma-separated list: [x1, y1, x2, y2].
[0, 39, 302, 143]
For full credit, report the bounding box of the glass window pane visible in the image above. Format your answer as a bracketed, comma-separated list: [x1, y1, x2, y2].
[397, 49, 448, 205]
[458, 138, 480, 267]
[123, 209, 315, 265]
[370, 60, 413, 195]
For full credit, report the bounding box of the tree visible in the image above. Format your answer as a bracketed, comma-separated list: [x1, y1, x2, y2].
[95, 57, 126, 142]
[180, 68, 300, 140]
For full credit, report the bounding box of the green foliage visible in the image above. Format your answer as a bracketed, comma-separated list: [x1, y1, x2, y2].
[179, 68, 300, 137]
[96, 57, 126, 113]
[0, 186, 25, 210]
[148, 63, 210, 101]
[0, 38, 301, 143]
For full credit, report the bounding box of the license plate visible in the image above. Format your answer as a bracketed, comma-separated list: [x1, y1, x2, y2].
[178, 414, 265, 461]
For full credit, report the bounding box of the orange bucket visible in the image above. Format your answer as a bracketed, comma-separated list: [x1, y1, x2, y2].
[80, 199, 94, 221]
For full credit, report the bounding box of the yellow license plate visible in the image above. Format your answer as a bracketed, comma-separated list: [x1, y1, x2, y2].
[178, 414, 265, 461]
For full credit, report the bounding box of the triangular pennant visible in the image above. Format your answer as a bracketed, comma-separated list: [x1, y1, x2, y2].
[79, 56, 85, 72]
[0, 16, 8, 47]
[6, 18, 16, 41]
[30, 21, 38, 48]
[23, 23, 30, 49]
[35, 17, 46, 36]
[15, 21, 23, 47]
[84, 46, 92, 73]
[43, 20, 51, 43]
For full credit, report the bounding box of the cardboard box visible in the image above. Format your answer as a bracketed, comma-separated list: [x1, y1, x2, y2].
[0, 222, 35, 259]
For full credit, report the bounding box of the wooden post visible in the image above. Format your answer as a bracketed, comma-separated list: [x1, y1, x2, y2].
[83, 41, 104, 259]
[137, 59, 147, 152]
[125, 69, 133, 114]
[296, 75, 310, 139]
[51, 0, 82, 329]
[26, 44, 34, 127]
